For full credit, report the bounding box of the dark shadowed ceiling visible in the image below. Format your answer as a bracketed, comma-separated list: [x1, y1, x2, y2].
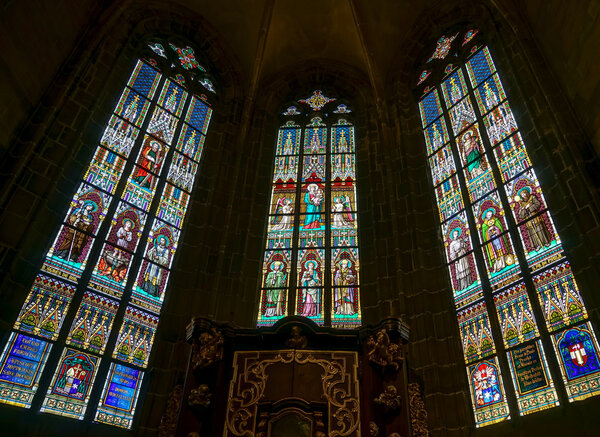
[169, 0, 437, 90]
[2, 0, 599, 151]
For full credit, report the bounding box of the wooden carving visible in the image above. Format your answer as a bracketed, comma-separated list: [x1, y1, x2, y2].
[191, 327, 223, 370]
[224, 350, 360, 436]
[408, 382, 429, 437]
[367, 329, 404, 371]
[374, 385, 402, 411]
[285, 325, 308, 349]
[188, 384, 212, 408]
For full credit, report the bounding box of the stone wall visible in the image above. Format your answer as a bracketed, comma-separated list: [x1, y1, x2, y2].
[0, 1, 598, 436]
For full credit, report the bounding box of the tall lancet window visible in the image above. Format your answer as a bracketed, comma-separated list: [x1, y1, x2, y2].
[0, 39, 216, 429]
[416, 29, 600, 427]
[257, 92, 361, 328]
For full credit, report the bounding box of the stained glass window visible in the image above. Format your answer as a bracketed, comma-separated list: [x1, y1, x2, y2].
[257, 91, 361, 328]
[416, 28, 600, 427]
[0, 39, 216, 428]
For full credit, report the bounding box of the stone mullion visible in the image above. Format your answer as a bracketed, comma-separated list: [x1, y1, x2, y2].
[289, 125, 303, 318]
[436, 72, 519, 420]
[83, 71, 186, 421]
[27, 58, 159, 415]
[465, 59, 571, 409]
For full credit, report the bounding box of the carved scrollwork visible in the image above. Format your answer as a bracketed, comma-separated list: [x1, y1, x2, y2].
[191, 327, 224, 370]
[408, 382, 429, 437]
[374, 384, 402, 410]
[225, 350, 360, 436]
[188, 384, 212, 408]
[367, 329, 404, 371]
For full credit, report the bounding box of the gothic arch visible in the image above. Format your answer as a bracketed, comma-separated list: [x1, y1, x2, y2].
[243, 59, 402, 326]
[0, 4, 245, 434]
[383, 3, 600, 434]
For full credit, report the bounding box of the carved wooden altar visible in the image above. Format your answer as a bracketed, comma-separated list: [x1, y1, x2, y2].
[167, 316, 426, 437]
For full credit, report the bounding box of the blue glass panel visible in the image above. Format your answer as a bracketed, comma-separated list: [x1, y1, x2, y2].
[0, 333, 52, 408]
[95, 363, 143, 429]
[422, 117, 449, 155]
[276, 127, 301, 156]
[441, 68, 468, 108]
[419, 89, 443, 128]
[553, 323, 600, 402]
[127, 60, 161, 99]
[466, 46, 496, 87]
[176, 124, 205, 161]
[185, 96, 212, 134]
[157, 78, 188, 117]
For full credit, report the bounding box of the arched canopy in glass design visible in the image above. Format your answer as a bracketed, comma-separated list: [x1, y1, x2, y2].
[416, 28, 600, 427]
[0, 38, 216, 429]
[257, 91, 361, 329]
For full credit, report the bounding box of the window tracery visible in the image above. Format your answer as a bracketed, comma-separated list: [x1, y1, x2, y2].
[258, 91, 361, 328]
[417, 28, 600, 427]
[0, 38, 215, 429]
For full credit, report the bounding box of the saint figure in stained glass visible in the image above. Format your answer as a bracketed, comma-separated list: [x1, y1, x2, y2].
[333, 259, 357, 315]
[303, 184, 324, 229]
[299, 261, 320, 317]
[332, 196, 354, 229]
[132, 137, 166, 189]
[460, 130, 485, 179]
[448, 228, 474, 289]
[141, 235, 170, 297]
[515, 189, 552, 250]
[265, 261, 287, 289]
[264, 288, 285, 318]
[271, 198, 294, 231]
[482, 209, 512, 272]
[54, 201, 97, 263]
[97, 243, 131, 283]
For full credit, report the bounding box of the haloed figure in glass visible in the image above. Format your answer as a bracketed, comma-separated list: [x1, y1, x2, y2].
[482, 209, 512, 273]
[449, 228, 474, 289]
[271, 198, 294, 231]
[332, 196, 354, 228]
[133, 138, 164, 189]
[516, 189, 552, 251]
[461, 130, 485, 179]
[98, 219, 135, 282]
[334, 259, 356, 315]
[300, 261, 320, 317]
[304, 184, 323, 229]
[55, 200, 97, 263]
[264, 261, 286, 317]
[142, 235, 170, 297]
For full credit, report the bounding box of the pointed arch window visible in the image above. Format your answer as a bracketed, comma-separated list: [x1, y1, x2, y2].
[0, 39, 216, 429]
[257, 92, 361, 328]
[416, 29, 600, 427]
